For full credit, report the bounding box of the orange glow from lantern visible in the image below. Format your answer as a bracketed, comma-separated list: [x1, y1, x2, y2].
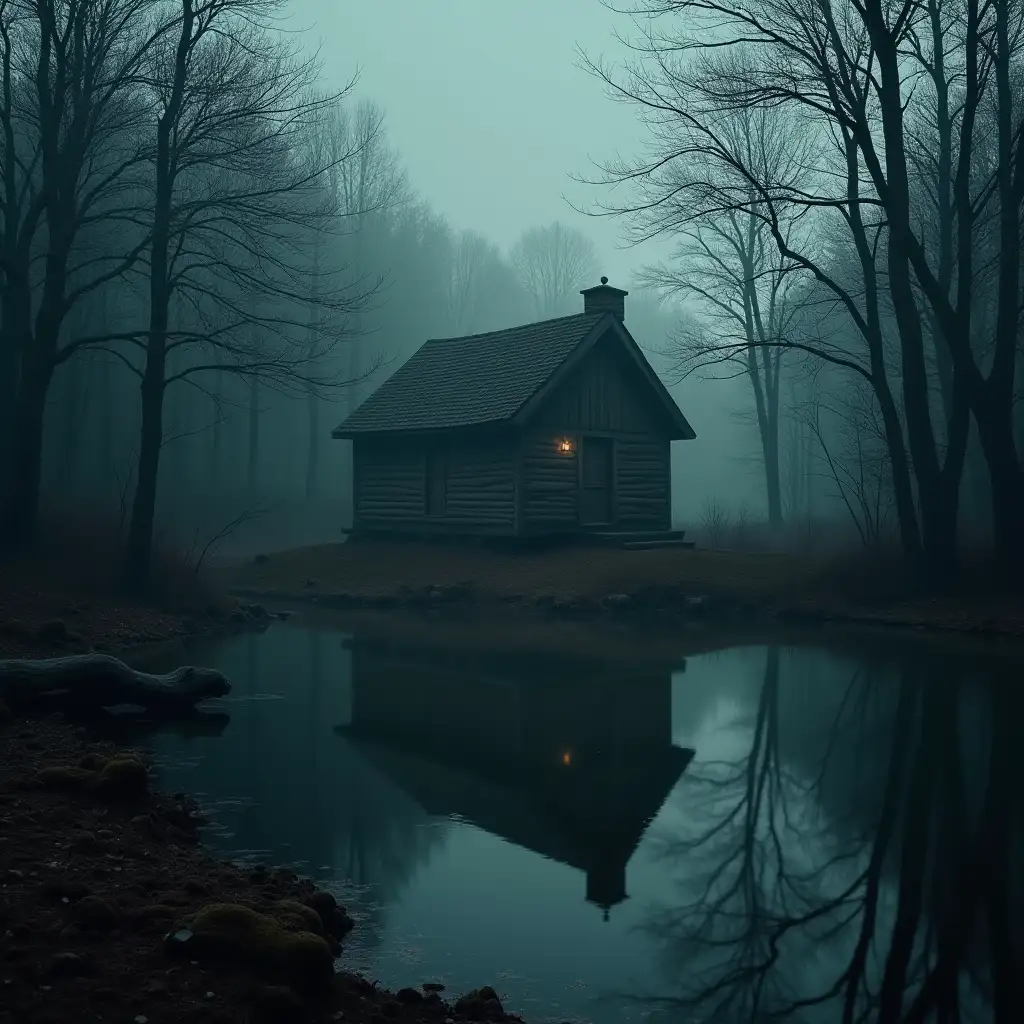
[562, 751, 572, 766]
[558, 438, 573, 454]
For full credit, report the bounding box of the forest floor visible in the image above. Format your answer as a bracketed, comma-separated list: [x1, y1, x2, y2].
[224, 539, 1024, 639]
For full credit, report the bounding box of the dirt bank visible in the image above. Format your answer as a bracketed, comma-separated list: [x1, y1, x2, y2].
[225, 541, 1024, 640]
[0, 710, 522, 1024]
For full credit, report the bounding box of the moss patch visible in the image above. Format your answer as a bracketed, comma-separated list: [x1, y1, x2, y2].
[187, 902, 335, 992]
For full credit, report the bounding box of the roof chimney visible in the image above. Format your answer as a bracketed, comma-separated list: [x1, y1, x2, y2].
[581, 277, 628, 321]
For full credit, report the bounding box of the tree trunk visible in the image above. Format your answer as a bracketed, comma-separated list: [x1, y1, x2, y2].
[123, 0, 194, 593]
[305, 242, 321, 501]
[208, 359, 223, 488]
[123, 337, 166, 593]
[305, 392, 320, 500]
[248, 374, 260, 494]
[2, 351, 52, 544]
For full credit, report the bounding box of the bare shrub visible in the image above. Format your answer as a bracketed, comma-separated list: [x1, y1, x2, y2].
[733, 502, 752, 549]
[700, 498, 731, 550]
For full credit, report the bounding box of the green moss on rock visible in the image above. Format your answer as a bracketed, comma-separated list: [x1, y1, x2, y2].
[187, 902, 335, 992]
[271, 900, 325, 936]
[93, 756, 148, 799]
[36, 765, 97, 788]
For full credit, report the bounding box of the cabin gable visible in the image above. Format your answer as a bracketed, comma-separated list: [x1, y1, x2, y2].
[526, 330, 668, 435]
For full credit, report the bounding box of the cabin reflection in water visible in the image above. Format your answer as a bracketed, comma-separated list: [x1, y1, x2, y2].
[337, 638, 694, 919]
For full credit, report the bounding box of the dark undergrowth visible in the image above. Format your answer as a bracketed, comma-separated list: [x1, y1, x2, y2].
[2, 510, 227, 616]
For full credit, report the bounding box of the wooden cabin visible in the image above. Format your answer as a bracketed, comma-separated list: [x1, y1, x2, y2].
[331, 279, 696, 539]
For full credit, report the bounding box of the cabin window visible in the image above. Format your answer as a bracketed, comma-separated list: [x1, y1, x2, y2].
[425, 447, 446, 516]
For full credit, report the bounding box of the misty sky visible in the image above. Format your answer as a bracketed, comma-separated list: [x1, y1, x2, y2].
[294, 0, 663, 285]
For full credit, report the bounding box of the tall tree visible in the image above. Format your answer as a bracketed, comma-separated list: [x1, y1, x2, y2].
[121, 0, 363, 590]
[642, 105, 804, 527]
[581, 2, 993, 578]
[510, 221, 598, 318]
[0, 0, 158, 545]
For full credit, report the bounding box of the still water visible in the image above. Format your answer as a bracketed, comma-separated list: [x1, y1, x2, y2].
[129, 620, 1023, 1024]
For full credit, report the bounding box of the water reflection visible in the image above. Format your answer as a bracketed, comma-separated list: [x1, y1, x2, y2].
[338, 636, 694, 919]
[642, 645, 1024, 1023]
[126, 623, 1024, 1022]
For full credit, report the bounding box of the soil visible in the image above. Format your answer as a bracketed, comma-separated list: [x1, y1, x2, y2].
[0, 572, 208, 661]
[0, 713, 522, 1024]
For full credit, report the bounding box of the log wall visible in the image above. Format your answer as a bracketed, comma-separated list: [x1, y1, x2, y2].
[520, 433, 579, 528]
[352, 435, 516, 534]
[614, 438, 671, 529]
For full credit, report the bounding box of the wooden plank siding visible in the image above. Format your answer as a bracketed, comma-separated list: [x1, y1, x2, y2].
[520, 331, 672, 533]
[530, 331, 666, 435]
[615, 438, 671, 530]
[521, 433, 579, 529]
[353, 436, 517, 535]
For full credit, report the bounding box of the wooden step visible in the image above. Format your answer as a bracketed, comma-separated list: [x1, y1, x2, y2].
[588, 529, 689, 547]
[621, 538, 696, 550]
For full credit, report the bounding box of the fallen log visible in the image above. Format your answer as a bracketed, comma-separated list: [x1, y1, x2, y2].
[0, 653, 230, 713]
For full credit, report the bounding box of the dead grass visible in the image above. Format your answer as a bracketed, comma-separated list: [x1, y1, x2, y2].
[225, 540, 815, 601]
[0, 513, 235, 659]
[5, 512, 228, 615]
[223, 539, 1024, 639]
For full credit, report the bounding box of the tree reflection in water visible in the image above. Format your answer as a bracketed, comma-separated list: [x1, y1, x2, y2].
[640, 646, 1023, 1023]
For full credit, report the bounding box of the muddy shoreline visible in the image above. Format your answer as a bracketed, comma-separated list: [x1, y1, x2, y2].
[0, 705, 522, 1024]
[230, 580, 1024, 642]
[0, 577, 522, 1024]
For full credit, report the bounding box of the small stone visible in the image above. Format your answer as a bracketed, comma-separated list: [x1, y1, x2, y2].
[72, 895, 118, 930]
[397, 987, 424, 1003]
[48, 952, 93, 978]
[35, 619, 75, 644]
[162, 927, 195, 959]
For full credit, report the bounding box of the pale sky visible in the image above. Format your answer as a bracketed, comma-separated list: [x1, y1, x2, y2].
[291, 0, 666, 285]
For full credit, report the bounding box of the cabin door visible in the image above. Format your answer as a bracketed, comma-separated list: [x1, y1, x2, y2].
[579, 436, 614, 526]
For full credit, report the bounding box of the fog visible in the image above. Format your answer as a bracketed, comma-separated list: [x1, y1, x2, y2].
[2, 0, 1020, 583]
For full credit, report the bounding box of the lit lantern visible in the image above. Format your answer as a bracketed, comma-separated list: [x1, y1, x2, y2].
[557, 437, 574, 454]
[562, 751, 572, 766]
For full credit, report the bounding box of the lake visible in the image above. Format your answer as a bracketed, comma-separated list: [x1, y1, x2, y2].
[127, 617, 1024, 1024]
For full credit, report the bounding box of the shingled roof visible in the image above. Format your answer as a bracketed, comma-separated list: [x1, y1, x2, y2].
[331, 312, 605, 436]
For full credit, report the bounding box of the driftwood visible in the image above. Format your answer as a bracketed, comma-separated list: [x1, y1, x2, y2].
[0, 653, 231, 714]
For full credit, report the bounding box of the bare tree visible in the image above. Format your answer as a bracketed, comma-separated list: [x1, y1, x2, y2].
[0, 0, 162, 544]
[510, 221, 598, 319]
[803, 386, 896, 547]
[446, 229, 500, 333]
[119, 0, 368, 591]
[590, 0, 1024, 581]
[643, 105, 808, 527]
[330, 98, 407, 401]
